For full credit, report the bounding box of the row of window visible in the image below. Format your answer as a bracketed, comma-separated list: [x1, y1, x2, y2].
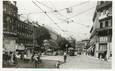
[3, 2, 18, 17]
[98, 1, 110, 5]
[18, 32, 33, 37]
[3, 17, 37, 39]
[100, 19, 112, 28]
[100, 7, 112, 16]
[17, 27, 33, 34]
[16, 21, 33, 33]
[17, 39, 33, 44]
[3, 15, 17, 32]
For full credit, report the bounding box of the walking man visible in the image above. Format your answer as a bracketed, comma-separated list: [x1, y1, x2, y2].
[33, 54, 38, 68]
[63, 52, 67, 63]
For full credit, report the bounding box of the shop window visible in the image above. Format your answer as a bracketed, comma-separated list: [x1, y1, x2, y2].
[6, 16, 10, 23]
[103, 21, 105, 28]
[108, 20, 112, 27]
[100, 22, 103, 28]
[99, 43, 107, 52]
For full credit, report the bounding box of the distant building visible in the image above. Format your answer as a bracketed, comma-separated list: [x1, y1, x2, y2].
[76, 41, 85, 54]
[76, 39, 90, 55]
[89, 1, 112, 60]
[82, 39, 90, 54]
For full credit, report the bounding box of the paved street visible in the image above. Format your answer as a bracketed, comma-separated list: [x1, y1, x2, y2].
[3, 55, 64, 68]
[41, 55, 64, 62]
[3, 55, 112, 69]
[16, 60, 58, 68]
[60, 55, 112, 69]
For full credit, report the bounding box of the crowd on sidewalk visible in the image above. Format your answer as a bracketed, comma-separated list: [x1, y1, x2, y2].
[3, 50, 68, 68]
[3, 51, 42, 67]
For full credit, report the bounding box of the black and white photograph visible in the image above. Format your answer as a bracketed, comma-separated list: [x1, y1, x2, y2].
[1, 0, 113, 69]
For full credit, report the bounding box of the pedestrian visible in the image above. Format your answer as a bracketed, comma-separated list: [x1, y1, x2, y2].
[31, 53, 35, 61]
[20, 53, 24, 60]
[37, 54, 41, 62]
[3, 52, 9, 65]
[24, 54, 27, 59]
[13, 53, 17, 64]
[104, 51, 107, 61]
[63, 52, 67, 63]
[33, 54, 38, 68]
[10, 52, 14, 64]
[7, 52, 11, 65]
[56, 61, 60, 68]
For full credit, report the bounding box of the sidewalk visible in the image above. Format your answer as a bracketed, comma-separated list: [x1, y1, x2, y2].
[86, 55, 112, 62]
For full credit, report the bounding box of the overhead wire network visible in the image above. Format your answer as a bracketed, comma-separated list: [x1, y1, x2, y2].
[33, 0, 73, 37]
[37, 1, 90, 12]
[32, 1, 64, 32]
[36, 0, 96, 28]
[32, 0, 96, 39]
[47, 1, 93, 38]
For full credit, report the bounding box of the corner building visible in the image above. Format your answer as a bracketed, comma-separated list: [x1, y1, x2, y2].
[90, 1, 112, 60]
[3, 1, 18, 52]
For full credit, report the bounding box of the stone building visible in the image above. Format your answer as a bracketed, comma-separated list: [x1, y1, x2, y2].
[3, 1, 18, 52]
[89, 1, 112, 60]
[3, 1, 40, 55]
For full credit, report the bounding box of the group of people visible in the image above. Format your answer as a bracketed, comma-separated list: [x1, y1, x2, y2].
[3, 51, 68, 68]
[3, 51, 30, 66]
[3, 52, 18, 65]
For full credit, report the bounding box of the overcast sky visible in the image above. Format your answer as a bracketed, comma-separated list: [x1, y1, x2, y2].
[17, 0, 97, 41]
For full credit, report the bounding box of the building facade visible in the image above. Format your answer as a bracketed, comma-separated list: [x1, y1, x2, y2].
[89, 1, 112, 60]
[3, 1, 18, 52]
[3, 1, 40, 55]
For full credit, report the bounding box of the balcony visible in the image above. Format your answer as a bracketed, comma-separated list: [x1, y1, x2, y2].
[3, 31, 17, 37]
[90, 26, 112, 39]
[96, 27, 112, 32]
[99, 14, 107, 20]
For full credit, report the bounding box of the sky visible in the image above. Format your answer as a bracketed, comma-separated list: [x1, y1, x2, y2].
[17, 0, 97, 41]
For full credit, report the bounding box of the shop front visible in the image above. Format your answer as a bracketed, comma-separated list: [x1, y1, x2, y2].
[3, 37, 17, 52]
[98, 43, 107, 59]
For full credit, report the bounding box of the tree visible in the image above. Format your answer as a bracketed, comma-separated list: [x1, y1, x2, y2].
[57, 37, 70, 51]
[35, 26, 51, 46]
